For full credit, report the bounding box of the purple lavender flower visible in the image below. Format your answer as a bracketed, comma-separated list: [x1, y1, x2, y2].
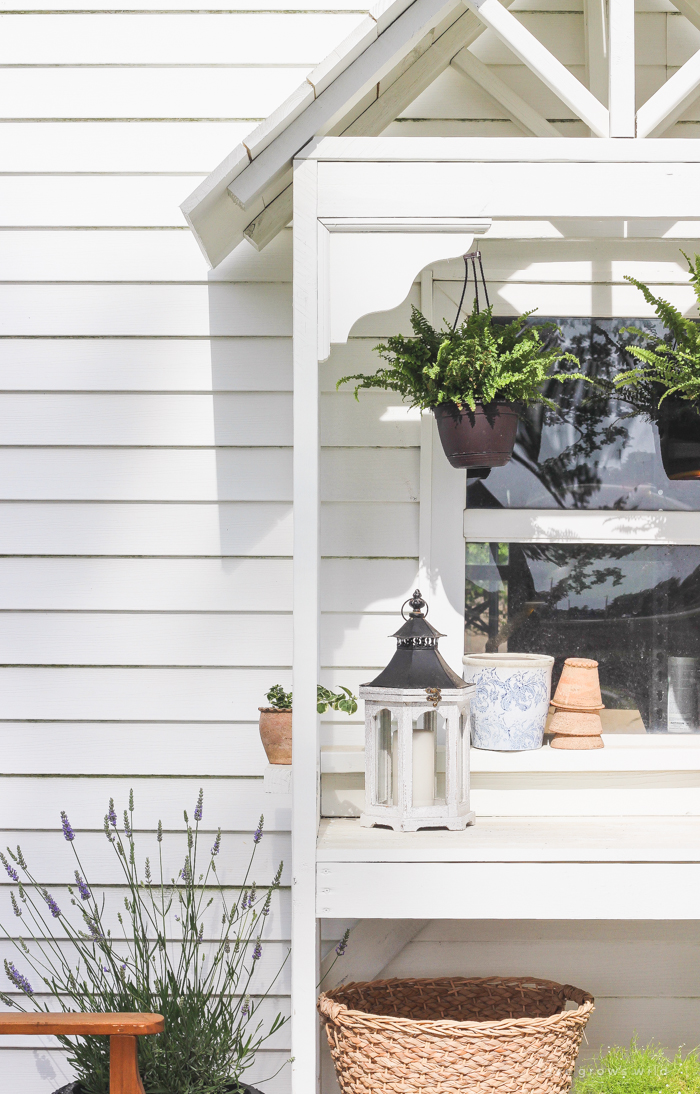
[194, 789, 203, 823]
[241, 995, 250, 1016]
[252, 941, 262, 962]
[4, 960, 33, 996]
[0, 853, 18, 883]
[253, 815, 264, 844]
[335, 929, 350, 957]
[74, 871, 90, 901]
[123, 811, 132, 839]
[211, 829, 221, 857]
[157, 820, 163, 844]
[10, 893, 22, 918]
[108, 799, 117, 828]
[261, 892, 271, 917]
[86, 917, 103, 941]
[42, 889, 61, 919]
[61, 811, 75, 842]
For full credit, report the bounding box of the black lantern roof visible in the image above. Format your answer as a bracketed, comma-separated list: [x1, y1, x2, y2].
[363, 590, 468, 691]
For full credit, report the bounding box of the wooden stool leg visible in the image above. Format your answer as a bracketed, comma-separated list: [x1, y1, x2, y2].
[110, 1034, 146, 1094]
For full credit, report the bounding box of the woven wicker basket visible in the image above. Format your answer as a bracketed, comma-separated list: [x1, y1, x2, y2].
[318, 975, 594, 1094]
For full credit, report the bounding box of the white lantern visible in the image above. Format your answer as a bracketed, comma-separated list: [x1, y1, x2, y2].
[360, 590, 476, 832]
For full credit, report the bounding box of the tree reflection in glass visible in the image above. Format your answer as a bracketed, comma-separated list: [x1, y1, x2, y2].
[465, 542, 700, 732]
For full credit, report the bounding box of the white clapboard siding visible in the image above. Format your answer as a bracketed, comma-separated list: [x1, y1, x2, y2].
[0, 230, 292, 283]
[0, 177, 202, 227]
[0, 447, 416, 501]
[0, 725, 270, 776]
[0, 502, 294, 556]
[0, 610, 407, 666]
[0, 612, 293, 666]
[0, 122, 256, 173]
[471, 15, 584, 65]
[0, 14, 365, 64]
[0, 777, 290, 831]
[321, 393, 420, 446]
[321, 502, 419, 557]
[0, 285, 292, 337]
[0, 830, 290, 884]
[0, 338, 293, 392]
[0, 559, 294, 610]
[0, 68, 306, 118]
[0, 557, 417, 611]
[0, 394, 292, 445]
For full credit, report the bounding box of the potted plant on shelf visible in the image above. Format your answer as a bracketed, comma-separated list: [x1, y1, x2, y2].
[613, 252, 700, 479]
[0, 791, 289, 1094]
[259, 684, 358, 765]
[337, 301, 584, 469]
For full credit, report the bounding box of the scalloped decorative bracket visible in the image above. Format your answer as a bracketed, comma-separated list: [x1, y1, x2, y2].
[316, 217, 492, 361]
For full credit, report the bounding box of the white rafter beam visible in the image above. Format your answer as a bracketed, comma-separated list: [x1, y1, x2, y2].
[245, 5, 502, 250]
[463, 0, 610, 136]
[608, 0, 635, 136]
[584, 0, 608, 110]
[674, 0, 700, 33]
[451, 45, 563, 136]
[637, 48, 700, 138]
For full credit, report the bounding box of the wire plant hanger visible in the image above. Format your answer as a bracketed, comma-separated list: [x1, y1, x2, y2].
[453, 250, 491, 330]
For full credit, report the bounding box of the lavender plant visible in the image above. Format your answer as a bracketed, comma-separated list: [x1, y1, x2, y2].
[0, 791, 288, 1094]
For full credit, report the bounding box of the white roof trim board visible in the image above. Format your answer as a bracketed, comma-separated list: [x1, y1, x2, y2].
[180, 0, 463, 267]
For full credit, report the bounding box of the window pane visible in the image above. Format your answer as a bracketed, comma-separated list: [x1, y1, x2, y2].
[467, 318, 700, 512]
[465, 542, 700, 733]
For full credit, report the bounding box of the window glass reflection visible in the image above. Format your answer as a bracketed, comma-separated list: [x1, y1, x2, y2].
[465, 542, 700, 733]
[467, 318, 700, 511]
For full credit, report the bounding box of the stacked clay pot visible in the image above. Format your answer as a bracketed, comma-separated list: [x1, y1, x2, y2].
[549, 658, 604, 750]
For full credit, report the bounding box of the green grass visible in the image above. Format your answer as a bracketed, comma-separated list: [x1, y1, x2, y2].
[573, 1042, 700, 1094]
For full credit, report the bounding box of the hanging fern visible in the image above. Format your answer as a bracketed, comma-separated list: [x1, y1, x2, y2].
[337, 302, 585, 412]
[614, 252, 700, 411]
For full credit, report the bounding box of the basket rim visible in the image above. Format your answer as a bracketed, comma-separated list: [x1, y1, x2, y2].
[318, 975, 594, 1033]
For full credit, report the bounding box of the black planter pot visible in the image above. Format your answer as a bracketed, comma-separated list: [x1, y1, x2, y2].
[657, 398, 700, 480]
[52, 1084, 264, 1094]
[433, 401, 521, 469]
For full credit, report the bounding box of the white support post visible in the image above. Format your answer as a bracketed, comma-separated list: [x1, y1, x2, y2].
[584, 0, 608, 111]
[419, 269, 434, 592]
[291, 156, 321, 1094]
[636, 49, 700, 138]
[608, 0, 635, 136]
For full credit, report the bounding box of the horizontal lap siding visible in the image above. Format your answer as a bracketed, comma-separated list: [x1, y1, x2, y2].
[1, 0, 365, 1089]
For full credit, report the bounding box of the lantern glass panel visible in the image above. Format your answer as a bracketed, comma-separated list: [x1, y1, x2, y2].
[459, 711, 469, 803]
[411, 710, 446, 807]
[375, 708, 396, 806]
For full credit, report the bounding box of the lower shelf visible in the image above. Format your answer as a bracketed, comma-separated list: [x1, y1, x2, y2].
[316, 817, 700, 919]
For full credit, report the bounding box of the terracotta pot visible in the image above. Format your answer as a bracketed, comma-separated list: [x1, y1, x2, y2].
[551, 734, 604, 750]
[433, 401, 521, 469]
[258, 707, 292, 764]
[658, 398, 700, 480]
[551, 658, 604, 712]
[549, 710, 602, 737]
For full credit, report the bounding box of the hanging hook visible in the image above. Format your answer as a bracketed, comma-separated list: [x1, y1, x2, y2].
[453, 250, 490, 330]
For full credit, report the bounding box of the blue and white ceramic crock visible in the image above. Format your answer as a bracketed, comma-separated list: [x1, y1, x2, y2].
[462, 653, 555, 751]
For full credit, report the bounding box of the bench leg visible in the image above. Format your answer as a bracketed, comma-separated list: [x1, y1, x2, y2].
[109, 1034, 146, 1094]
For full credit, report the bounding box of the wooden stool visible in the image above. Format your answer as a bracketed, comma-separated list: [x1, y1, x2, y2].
[0, 1011, 164, 1094]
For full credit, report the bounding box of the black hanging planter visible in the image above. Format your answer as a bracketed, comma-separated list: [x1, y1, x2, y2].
[433, 251, 520, 470]
[657, 396, 700, 480]
[433, 400, 521, 469]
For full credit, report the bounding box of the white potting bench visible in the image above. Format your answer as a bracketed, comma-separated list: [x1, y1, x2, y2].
[290, 136, 700, 1094]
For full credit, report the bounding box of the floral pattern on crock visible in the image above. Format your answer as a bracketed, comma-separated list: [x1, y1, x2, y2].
[466, 667, 550, 751]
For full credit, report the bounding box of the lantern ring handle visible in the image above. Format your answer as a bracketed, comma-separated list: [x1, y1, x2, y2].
[401, 591, 429, 621]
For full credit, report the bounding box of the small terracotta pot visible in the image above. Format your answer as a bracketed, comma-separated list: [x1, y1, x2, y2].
[258, 707, 292, 764]
[549, 710, 603, 737]
[551, 657, 604, 712]
[551, 734, 604, 750]
[433, 401, 521, 469]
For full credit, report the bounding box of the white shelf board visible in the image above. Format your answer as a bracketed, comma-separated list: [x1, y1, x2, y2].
[321, 737, 700, 775]
[316, 817, 700, 919]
